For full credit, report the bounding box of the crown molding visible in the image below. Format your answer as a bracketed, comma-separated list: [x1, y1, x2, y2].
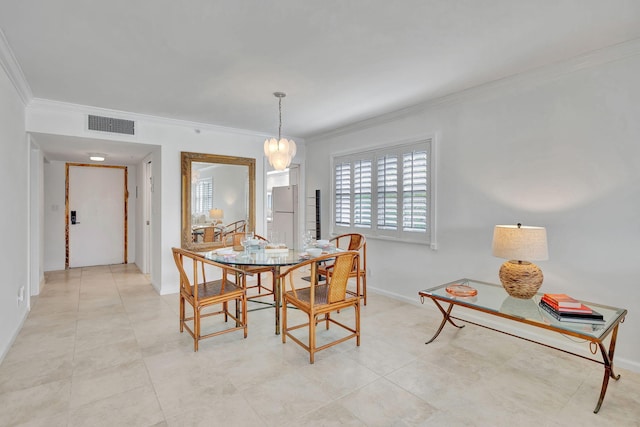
[27, 98, 305, 142]
[308, 37, 640, 141]
[0, 28, 33, 105]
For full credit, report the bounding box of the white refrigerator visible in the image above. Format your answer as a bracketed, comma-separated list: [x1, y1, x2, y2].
[271, 185, 298, 248]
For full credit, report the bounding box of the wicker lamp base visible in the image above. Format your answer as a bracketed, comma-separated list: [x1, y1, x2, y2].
[498, 260, 543, 299]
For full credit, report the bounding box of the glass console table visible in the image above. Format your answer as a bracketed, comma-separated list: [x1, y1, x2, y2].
[419, 279, 627, 414]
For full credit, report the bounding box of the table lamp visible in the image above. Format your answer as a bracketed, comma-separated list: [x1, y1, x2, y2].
[209, 208, 224, 225]
[492, 223, 548, 299]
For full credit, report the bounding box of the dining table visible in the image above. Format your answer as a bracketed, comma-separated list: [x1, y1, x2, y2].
[203, 247, 334, 335]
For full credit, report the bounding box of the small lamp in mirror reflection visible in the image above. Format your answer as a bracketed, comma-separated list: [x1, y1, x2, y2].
[209, 208, 224, 225]
[492, 223, 548, 299]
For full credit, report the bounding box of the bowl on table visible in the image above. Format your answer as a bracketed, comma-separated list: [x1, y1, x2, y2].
[306, 248, 323, 258]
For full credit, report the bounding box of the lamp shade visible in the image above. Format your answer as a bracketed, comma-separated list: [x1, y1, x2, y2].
[209, 209, 224, 221]
[492, 224, 548, 261]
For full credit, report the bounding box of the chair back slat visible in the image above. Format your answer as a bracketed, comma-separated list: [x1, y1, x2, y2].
[347, 234, 362, 251]
[327, 252, 358, 303]
[203, 226, 215, 242]
[172, 249, 194, 298]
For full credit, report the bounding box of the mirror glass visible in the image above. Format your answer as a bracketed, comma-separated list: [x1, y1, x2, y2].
[181, 152, 255, 251]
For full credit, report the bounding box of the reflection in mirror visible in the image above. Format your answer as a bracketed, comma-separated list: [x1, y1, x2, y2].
[181, 152, 255, 251]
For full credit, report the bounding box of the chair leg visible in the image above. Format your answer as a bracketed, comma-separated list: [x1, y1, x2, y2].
[194, 307, 200, 352]
[282, 297, 287, 344]
[235, 298, 241, 327]
[309, 313, 316, 364]
[179, 296, 185, 332]
[272, 274, 277, 301]
[324, 313, 330, 330]
[241, 296, 248, 338]
[356, 302, 361, 346]
[362, 274, 367, 306]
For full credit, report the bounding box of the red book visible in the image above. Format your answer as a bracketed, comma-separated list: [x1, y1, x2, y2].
[541, 296, 593, 314]
[543, 293, 583, 309]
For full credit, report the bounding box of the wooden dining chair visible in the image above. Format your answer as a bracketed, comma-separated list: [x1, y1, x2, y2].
[317, 233, 367, 305]
[280, 251, 361, 363]
[222, 233, 275, 301]
[172, 247, 248, 351]
[202, 226, 216, 242]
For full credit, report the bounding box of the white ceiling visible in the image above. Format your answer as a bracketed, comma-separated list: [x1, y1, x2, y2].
[2, 1, 640, 163]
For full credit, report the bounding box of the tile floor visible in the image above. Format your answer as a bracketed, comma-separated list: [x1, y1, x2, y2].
[1, 264, 639, 426]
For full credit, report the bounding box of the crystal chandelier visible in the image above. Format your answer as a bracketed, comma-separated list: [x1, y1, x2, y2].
[264, 92, 296, 171]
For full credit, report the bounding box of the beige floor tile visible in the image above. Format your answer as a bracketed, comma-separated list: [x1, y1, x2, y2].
[281, 401, 368, 427]
[72, 336, 142, 376]
[0, 379, 70, 426]
[0, 353, 73, 394]
[241, 370, 334, 426]
[68, 384, 164, 427]
[164, 396, 265, 427]
[340, 377, 437, 426]
[69, 359, 152, 408]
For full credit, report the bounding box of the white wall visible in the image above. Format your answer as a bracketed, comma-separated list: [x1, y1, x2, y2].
[306, 48, 640, 370]
[0, 61, 29, 362]
[42, 161, 65, 270]
[29, 141, 45, 295]
[26, 101, 306, 295]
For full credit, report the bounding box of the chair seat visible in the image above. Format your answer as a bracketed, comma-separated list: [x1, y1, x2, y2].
[186, 279, 243, 302]
[286, 285, 330, 305]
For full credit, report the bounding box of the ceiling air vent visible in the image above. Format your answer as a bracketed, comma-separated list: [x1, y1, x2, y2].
[88, 115, 135, 135]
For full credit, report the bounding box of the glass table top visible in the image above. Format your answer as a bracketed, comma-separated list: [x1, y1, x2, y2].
[419, 279, 627, 340]
[203, 246, 342, 267]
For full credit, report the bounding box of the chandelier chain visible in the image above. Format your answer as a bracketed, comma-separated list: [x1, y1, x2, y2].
[278, 96, 282, 141]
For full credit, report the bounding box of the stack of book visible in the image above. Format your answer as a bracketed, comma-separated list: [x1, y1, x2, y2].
[539, 293, 605, 324]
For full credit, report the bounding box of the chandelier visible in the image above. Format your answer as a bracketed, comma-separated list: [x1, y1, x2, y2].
[264, 92, 296, 171]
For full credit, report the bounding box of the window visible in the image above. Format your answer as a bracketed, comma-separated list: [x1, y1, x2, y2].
[332, 139, 433, 244]
[193, 177, 213, 214]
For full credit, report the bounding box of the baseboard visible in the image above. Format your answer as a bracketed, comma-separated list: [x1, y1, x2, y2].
[0, 309, 29, 366]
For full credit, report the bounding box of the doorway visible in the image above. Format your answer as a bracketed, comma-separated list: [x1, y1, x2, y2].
[143, 159, 153, 274]
[65, 163, 128, 268]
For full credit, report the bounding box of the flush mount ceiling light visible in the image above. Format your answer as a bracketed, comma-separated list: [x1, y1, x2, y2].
[264, 92, 296, 171]
[89, 153, 106, 162]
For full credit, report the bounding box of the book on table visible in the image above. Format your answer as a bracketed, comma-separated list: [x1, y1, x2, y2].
[542, 293, 583, 308]
[540, 295, 593, 314]
[539, 300, 605, 324]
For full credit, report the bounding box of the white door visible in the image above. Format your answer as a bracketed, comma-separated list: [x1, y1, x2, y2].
[68, 165, 126, 268]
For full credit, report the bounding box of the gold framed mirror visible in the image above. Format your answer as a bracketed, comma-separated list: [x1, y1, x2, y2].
[181, 152, 256, 251]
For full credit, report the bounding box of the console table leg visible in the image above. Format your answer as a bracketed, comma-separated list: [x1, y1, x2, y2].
[426, 301, 464, 344]
[593, 324, 622, 413]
